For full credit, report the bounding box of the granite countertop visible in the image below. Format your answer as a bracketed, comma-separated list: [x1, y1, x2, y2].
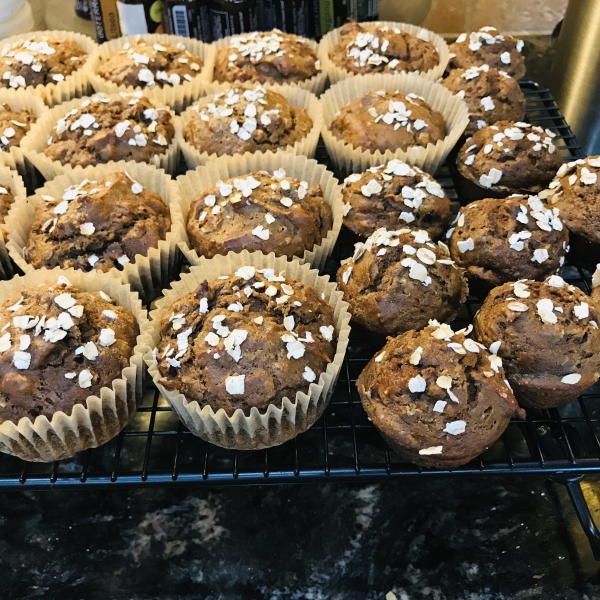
[2, 31, 600, 600]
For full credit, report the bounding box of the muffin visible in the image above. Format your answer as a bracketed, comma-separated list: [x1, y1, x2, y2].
[441, 65, 526, 136]
[337, 228, 468, 336]
[449, 27, 526, 80]
[542, 156, 600, 271]
[213, 30, 320, 86]
[0, 103, 37, 154]
[474, 277, 600, 409]
[24, 171, 171, 273]
[342, 159, 451, 240]
[154, 267, 336, 416]
[182, 85, 313, 158]
[0, 36, 88, 90]
[41, 93, 174, 169]
[186, 169, 332, 260]
[456, 121, 562, 200]
[0, 281, 139, 423]
[330, 90, 446, 154]
[328, 21, 440, 76]
[448, 195, 568, 296]
[96, 39, 204, 90]
[357, 321, 524, 468]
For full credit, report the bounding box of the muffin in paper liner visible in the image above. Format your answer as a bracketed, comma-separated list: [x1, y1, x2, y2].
[320, 73, 469, 176]
[20, 94, 180, 181]
[4, 160, 187, 305]
[175, 86, 322, 170]
[0, 165, 27, 280]
[86, 34, 216, 113]
[0, 267, 151, 462]
[205, 34, 328, 96]
[142, 251, 351, 450]
[318, 21, 450, 85]
[177, 151, 343, 271]
[0, 30, 98, 107]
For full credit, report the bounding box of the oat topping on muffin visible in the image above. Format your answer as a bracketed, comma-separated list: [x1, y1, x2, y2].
[0, 37, 88, 89]
[0, 104, 36, 152]
[154, 267, 336, 415]
[214, 30, 320, 85]
[97, 39, 204, 89]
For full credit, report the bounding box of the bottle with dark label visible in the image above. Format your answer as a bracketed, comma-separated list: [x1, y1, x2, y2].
[259, 0, 310, 37]
[317, 0, 379, 36]
[346, 0, 379, 21]
[116, 0, 164, 35]
[209, 0, 257, 40]
[90, 0, 122, 42]
[164, 0, 213, 42]
[75, 0, 92, 20]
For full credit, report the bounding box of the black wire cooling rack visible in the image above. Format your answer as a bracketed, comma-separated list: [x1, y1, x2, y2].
[3, 81, 600, 556]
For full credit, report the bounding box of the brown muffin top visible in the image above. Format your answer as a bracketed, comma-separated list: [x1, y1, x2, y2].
[328, 21, 440, 76]
[457, 121, 562, 193]
[543, 156, 600, 245]
[0, 104, 37, 152]
[0, 281, 139, 423]
[342, 159, 451, 240]
[0, 37, 88, 89]
[337, 228, 468, 335]
[184, 85, 313, 157]
[97, 40, 204, 89]
[25, 171, 171, 273]
[330, 90, 446, 154]
[186, 169, 332, 260]
[214, 30, 320, 85]
[356, 321, 523, 468]
[0, 184, 15, 239]
[44, 93, 174, 168]
[154, 267, 336, 416]
[449, 27, 526, 80]
[448, 195, 568, 289]
[441, 65, 526, 135]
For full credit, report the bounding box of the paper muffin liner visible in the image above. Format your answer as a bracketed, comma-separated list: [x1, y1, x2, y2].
[176, 86, 322, 170]
[205, 34, 328, 96]
[20, 95, 180, 180]
[177, 151, 343, 270]
[86, 34, 216, 113]
[0, 30, 97, 107]
[142, 250, 351, 450]
[4, 160, 187, 305]
[0, 267, 151, 462]
[0, 165, 27, 280]
[318, 21, 450, 85]
[321, 73, 469, 176]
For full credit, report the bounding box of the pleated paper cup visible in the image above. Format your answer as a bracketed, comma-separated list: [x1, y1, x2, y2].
[20, 94, 180, 180]
[176, 86, 322, 169]
[0, 89, 47, 184]
[0, 165, 26, 280]
[177, 151, 343, 270]
[206, 34, 328, 96]
[5, 161, 187, 304]
[0, 267, 151, 462]
[142, 251, 351, 450]
[0, 30, 97, 106]
[86, 34, 216, 113]
[321, 73, 469, 175]
[318, 21, 450, 85]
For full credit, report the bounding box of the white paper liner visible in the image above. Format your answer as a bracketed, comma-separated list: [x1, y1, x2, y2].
[320, 73, 469, 175]
[176, 86, 322, 170]
[142, 251, 351, 450]
[20, 94, 180, 180]
[4, 160, 187, 304]
[0, 165, 26, 280]
[0, 89, 48, 183]
[318, 21, 450, 85]
[86, 34, 216, 113]
[0, 267, 151, 462]
[205, 34, 328, 96]
[177, 151, 343, 270]
[0, 30, 98, 107]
